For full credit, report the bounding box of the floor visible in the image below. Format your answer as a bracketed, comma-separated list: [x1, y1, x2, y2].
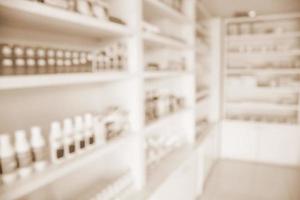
[200, 160, 300, 200]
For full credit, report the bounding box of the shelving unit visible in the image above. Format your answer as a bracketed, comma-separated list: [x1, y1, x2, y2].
[0, 134, 133, 200]
[0, 0, 219, 200]
[222, 12, 300, 166]
[0, 0, 132, 38]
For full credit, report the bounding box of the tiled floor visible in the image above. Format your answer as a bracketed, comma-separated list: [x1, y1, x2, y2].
[200, 160, 300, 200]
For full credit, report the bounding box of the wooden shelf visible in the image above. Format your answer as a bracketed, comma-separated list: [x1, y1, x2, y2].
[0, 135, 133, 200]
[143, 32, 189, 49]
[0, 0, 131, 39]
[0, 72, 132, 90]
[143, 0, 191, 23]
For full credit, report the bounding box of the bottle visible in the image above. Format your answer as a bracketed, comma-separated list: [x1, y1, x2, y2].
[63, 118, 76, 158]
[14, 130, 33, 178]
[0, 134, 17, 184]
[84, 113, 96, 148]
[93, 115, 106, 145]
[1, 58, 14, 75]
[74, 116, 86, 152]
[30, 126, 47, 171]
[49, 121, 64, 163]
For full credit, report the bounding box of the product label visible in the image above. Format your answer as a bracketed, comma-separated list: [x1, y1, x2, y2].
[32, 146, 47, 162]
[56, 145, 64, 159]
[89, 135, 95, 145]
[0, 156, 17, 175]
[80, 139, 85, 149]
[17, 151, 33, 168]
[69, 143, 76, 154]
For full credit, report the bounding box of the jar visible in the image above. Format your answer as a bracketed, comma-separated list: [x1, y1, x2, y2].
[76, 0, 92, 16]
[47, 49, 55, 58]
[37, 59, 47, 74]
[1, 58, 14, 75]
[90, 0, 108, 19]
[25, 48, 35, 58]
[1, 44, 12, 57]
[26, 58, 36, 75]
[15, 58, 26, 75]
[14, 46, 24, 57]
[47, 58, 56, 74]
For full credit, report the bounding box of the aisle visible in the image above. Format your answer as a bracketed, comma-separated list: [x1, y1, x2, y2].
[199, 160, 300, 200]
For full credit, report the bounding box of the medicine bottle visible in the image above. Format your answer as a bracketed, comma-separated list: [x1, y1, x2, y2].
[63, 118, 76, 158]
[49, 122, 64, 163]
[14, 130, 33, 178]
[0, 134, 17, 184]
[30, 126, 47, 171]
[74, 116, 86, 152]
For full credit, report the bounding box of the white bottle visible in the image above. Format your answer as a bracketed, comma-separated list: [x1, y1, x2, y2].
[0, 134, 17, 184]
[30, 126, 47, 171]
[74, 116, 85, 152]
[63, 118, 76, 158]
[15, 130, 33, 178]
[84, 113, 96, 148]
[49, 122, 64, 163]
[93, 115, 106, 146]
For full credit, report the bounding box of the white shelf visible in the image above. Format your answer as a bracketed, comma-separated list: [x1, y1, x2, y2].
[0, 72, 132, 90]
[0, 134, 133, 200]
[144, 71, 192, 79]
[226, 32, 300, 42]
[143, 0, 191, 23]
[226, 68, 300, 75]
[225, 102, 299, 112]
[226, 86, 300, 94]
[143, 32, 189, 49]
[145, 108, 193, 133]
[144, 146, 195, 198]
[0, 0, 131, 39]
[228, 50, 300, 59]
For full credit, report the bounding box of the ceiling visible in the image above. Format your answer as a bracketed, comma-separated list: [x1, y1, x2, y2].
[201, 0, 300, 18]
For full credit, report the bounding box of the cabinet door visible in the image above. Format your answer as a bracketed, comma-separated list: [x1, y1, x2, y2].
[149, 156, 197, 200]
[257, 125, 300, 166]
[221, 121, 258, 161]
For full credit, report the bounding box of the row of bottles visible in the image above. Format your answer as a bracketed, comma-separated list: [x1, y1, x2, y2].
[0, 127, 47, 184]
[145, 89, 185, 123]
[0, 107, 130, 185]
[28, 0, 126, 25]
[0, 41, 128, 76]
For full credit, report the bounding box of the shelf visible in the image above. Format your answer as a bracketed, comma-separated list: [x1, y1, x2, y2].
[144, 146, 195, 198]
[145, 108, 193, 133]
[226, 32, 300, 42]
[228, 50, 300, 59]
[0, 134, 133, 200]
[0, 0, 131, 39]
[223, 119, 299, 127]
[226, 68, 300, 75]
[143, 0, 191, 23]
[0, 72, 132, 90]
[143, 32, 189, 49]
[225, 102, 299, 112]
[144, 71, 192, 79]
[226, 86, 300, 94]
